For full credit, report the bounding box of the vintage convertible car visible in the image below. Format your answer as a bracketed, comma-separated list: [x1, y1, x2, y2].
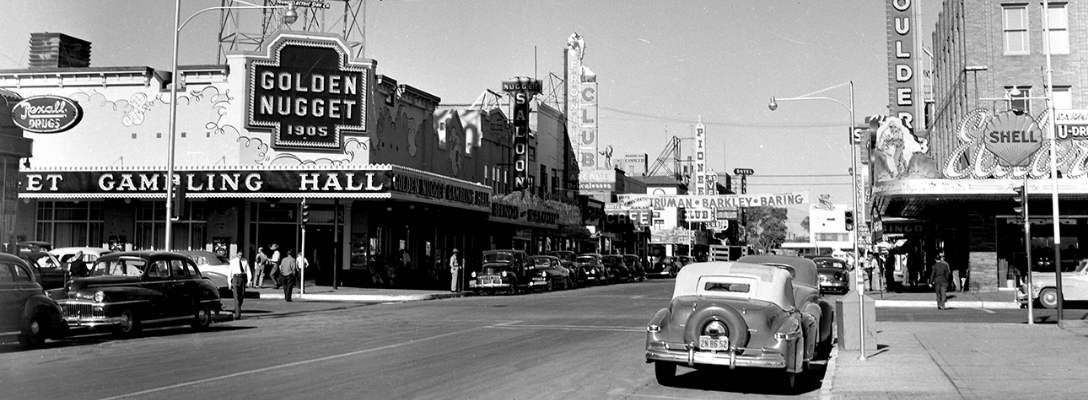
[527, 255, 573, 291]
[739, 255, 835, 363]
[0, 253, 67, 349]
[645, 261, 813, 389]
[811, 256, 851, 294]
[1017, 260, 1088, 308]
[470, 250, 530, 295]
[574, 253, 609, 285]
[51, 251, 223, 336]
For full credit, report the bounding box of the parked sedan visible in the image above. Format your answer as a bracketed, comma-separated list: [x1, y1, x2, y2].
[173, 250, 232, 296]
[645, 261, 813, 390]
[622, 254, 646, 282]
[527, 255, 573, 291]
[471, 250, 530, 295]
[811, 257, 850, 294]
[546, 250, 583, 286]
[51, 251, 223, 336]
[574, 253, 608, 285]
[1018, 259, 1088, 309]
[647, 256, 681, 278]
[602, 255, 630, 283]
[0, 254, 67, 349]
[18, 250, 67, 290]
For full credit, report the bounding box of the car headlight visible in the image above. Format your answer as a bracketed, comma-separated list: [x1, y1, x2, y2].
[541, 271, 547, 277]
[591, 268, 597, 274]
[470, 271, 477, 278]
[501, 271, 507, 278]
[93, 291, 105, 303]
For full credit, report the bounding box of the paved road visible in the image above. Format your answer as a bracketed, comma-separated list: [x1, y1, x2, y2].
[1, 279, 830, 400]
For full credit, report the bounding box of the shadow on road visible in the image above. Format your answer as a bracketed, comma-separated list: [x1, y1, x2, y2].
[657, 360, 828, 395]
[0, 324, 254, 353]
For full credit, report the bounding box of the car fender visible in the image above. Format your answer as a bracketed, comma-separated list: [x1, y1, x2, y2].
[22, 294, 66, 338]
[683, 303, 750, 348]
[818, 299, 834, 344]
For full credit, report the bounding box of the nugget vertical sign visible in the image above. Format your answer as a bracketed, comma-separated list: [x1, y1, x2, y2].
[502, 77, 541, 191]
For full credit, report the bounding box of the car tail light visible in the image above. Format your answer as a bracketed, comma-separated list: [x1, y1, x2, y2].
[703, 320, 728, 338]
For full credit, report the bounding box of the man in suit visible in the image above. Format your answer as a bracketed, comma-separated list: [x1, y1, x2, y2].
[930, 253, 952, 310]
[69, 251, 89, 278]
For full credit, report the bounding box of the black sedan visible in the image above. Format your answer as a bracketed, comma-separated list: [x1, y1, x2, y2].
[51, 251, 224, 336]
[811, 257, 851, 294]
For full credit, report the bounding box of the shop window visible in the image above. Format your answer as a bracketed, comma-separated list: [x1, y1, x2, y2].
[1046, 3, 1069, 55]
[34, 201, 104, 248]
[1003, 5, 1029, 55]
[135, 201, 206, 250]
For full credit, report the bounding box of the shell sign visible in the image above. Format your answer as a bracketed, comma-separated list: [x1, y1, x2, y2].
[982, 111, 1042, 167]
[11, 95, 83, 133]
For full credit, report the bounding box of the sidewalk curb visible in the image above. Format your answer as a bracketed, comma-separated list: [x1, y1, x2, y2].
[252, 292, 468, 302]
[874, 300, 1019, 309]
[820, 344, 839, 400]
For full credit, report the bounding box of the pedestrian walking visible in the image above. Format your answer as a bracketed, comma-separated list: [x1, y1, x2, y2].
[270, 244, 282, 289]
[253, 247, 269, 287]
[280, 249, 299, 302]
[449, 248, 461, 292]
[930, 253, 951, 310]
[69, 250, 89, 278]
[227, 253, 249, 319]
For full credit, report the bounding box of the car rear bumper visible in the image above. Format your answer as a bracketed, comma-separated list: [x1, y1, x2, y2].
[645, 342, 787, 369]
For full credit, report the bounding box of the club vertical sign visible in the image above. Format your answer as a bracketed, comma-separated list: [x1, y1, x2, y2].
[503, 77, 542, 191]
[886, 0, 921, 137]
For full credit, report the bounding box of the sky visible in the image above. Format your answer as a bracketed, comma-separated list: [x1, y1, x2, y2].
[0, 0, 944, 236]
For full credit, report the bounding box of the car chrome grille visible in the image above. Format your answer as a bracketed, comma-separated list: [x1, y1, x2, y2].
[62, 303, 105, 319]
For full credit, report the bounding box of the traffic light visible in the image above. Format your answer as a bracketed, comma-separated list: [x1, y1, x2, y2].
[844, 210, 855, 231]
[301, 200, 310, 225]
[1012, 184, 1026, 219]
[171, 184, 186, 219]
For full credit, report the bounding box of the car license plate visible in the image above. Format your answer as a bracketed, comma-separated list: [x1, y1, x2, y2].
[699, 336, 729, 351]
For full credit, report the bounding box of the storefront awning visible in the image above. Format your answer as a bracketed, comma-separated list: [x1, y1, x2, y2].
[18, 164, 494, 212]
[874, 178, 1088, 218]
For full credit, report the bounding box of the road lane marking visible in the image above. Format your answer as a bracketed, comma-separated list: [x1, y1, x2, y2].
[96, 325, 488, 400]
[486, 323, 644, 332]
[974, 307, 996, 314]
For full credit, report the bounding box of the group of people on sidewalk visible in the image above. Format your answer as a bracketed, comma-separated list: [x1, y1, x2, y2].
[225, 243, 308, 319]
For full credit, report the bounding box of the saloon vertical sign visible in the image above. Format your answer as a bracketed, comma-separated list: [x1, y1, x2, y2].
[503, 77, 541, 191]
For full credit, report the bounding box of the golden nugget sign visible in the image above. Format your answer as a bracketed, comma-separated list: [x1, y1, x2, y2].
[247, 34, 371, 152]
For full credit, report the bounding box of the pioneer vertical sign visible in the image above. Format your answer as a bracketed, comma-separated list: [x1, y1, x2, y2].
[502, 77, 541, 191]
[247, 33, 372, 152]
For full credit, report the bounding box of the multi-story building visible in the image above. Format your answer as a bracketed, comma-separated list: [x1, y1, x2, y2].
[872, 0, 1088, 291]
[1, 31, 586, 288]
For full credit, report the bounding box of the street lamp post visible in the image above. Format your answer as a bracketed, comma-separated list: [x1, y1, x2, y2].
[164, 0, 297, 250]
[769, 81, 866, 360]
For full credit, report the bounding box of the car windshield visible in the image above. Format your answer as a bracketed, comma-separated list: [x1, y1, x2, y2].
[550, 252, 573, 262]
[92, 257, 145, 277]
[602, 255, 622, 264]
[186, 253, 229, 266]
[528, 257, 552, 268]
[484, 252, 515, 263]
[24, 253, 62, 270]
[575, 256, 597, 264]
[813, 259, 847, 269]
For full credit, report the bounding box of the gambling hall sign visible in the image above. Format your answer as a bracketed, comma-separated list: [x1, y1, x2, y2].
[247, 33, 372, 152]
